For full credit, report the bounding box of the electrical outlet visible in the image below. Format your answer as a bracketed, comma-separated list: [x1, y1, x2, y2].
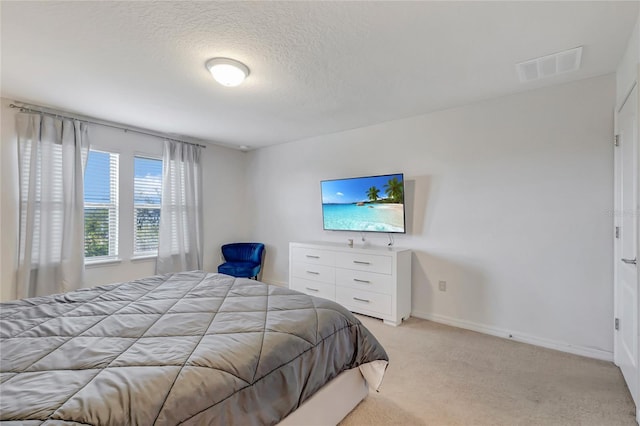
[438, 281, 447, 292]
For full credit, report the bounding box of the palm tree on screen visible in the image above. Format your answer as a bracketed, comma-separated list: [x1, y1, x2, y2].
[384, 177, 404, 203]
[367, 186, 380, 202]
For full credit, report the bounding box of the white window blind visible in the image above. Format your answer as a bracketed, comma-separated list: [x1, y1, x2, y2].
[84, 150, 119, 259]
[165, 162, 192, 253]
[134, 156, 162, 256]
[19, 140, 65, 264]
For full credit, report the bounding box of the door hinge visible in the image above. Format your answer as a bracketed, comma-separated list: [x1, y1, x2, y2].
[615, 226, 620, 239]
[615, 318, 620, 331]
[615, 134, 620, 146]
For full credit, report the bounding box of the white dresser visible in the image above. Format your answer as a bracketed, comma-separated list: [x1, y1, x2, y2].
[289, 241, 411, 326]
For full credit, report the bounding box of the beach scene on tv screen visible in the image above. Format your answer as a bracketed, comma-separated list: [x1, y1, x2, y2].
[321, 174, 405, 232]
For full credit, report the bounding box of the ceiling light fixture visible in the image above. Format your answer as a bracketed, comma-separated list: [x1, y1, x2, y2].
[205, 58, 250, 87]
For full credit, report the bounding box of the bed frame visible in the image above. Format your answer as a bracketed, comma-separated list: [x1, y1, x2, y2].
[278, 367, 368, 426]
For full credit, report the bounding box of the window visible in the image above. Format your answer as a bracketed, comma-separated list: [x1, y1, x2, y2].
[134, 157, 162, 256]
[84, 150, 119, 259]
[18, 138, 65, 263]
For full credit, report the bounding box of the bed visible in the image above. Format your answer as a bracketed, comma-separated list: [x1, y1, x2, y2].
[0, 271, 388, 425]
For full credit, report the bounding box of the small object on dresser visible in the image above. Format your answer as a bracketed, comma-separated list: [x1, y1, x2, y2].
[348, 239, 354, 247]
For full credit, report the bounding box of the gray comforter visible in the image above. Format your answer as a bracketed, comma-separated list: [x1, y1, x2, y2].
[0, 271, 388, 425]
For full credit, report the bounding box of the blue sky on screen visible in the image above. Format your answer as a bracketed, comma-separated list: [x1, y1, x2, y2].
[84, 152, 162, 204]
[321, 174, 403, 204]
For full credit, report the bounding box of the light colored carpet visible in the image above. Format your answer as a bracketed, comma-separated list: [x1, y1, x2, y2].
[340, 316, 636, 426]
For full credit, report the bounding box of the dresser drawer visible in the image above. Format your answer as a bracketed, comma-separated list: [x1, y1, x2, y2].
[291, 262, 335, 284]
[292, 247, 335, 266]
[291, 278, 335, 300]
[336, 287, 392, 316]
[335, 252, 392, 275]
[335, 269, 394, 295]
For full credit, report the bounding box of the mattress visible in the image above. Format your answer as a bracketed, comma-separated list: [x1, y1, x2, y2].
[0, 271, 388, 425]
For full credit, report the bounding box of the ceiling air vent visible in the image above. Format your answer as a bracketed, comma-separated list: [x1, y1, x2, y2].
[516, 46, 583, 83]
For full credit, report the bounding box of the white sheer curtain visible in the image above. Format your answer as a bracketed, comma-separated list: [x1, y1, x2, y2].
[156, 140, 203, 274]
[16, 114, 90, 298]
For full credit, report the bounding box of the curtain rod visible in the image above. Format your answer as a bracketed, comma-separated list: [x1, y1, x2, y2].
[9, 103, 207, 149]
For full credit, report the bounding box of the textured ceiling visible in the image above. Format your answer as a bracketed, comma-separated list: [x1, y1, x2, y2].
[1, 1, 638, 149]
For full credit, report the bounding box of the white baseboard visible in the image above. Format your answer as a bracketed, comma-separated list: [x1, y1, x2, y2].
[411, 310, 613, 362]
[261, 278, 288, 288]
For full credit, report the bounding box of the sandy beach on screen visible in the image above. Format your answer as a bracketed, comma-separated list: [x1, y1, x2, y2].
[373, 203, 403, 211]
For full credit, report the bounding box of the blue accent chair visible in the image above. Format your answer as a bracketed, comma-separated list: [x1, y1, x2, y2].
[217, 243, 265, 280]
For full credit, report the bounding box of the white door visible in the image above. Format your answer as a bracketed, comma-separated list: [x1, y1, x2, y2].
[615, 84, 638, 408]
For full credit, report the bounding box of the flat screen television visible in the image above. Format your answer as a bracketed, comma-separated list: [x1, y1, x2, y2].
[321, 173, 406, 233]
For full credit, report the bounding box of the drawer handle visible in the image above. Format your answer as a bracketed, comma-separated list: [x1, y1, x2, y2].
[353, 279, 371, 284]
[353, 260, 371, 265]
[306, 271, 320, 275]
[353, 297, 370, 303]
[306, 287, 319, 292]
[306, 255, 320, 259]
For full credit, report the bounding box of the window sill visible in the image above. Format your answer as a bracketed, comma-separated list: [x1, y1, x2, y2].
[85, 258, 122, 268]
[131, 255, 157, 262]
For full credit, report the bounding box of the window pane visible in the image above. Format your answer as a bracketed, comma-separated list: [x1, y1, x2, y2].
[134, 157, 162, 255]
[84, 151, 112, 203]
[84, 150, 119, 259]
[134, 157, 162, 205]
[84, 208, 110, 257]
[135, 208, 161, 252]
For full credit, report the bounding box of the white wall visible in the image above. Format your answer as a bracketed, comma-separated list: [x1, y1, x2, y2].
[0, 98, 249, 299]
[616, 9, 639, 110]
[246, 75, 616, 359]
